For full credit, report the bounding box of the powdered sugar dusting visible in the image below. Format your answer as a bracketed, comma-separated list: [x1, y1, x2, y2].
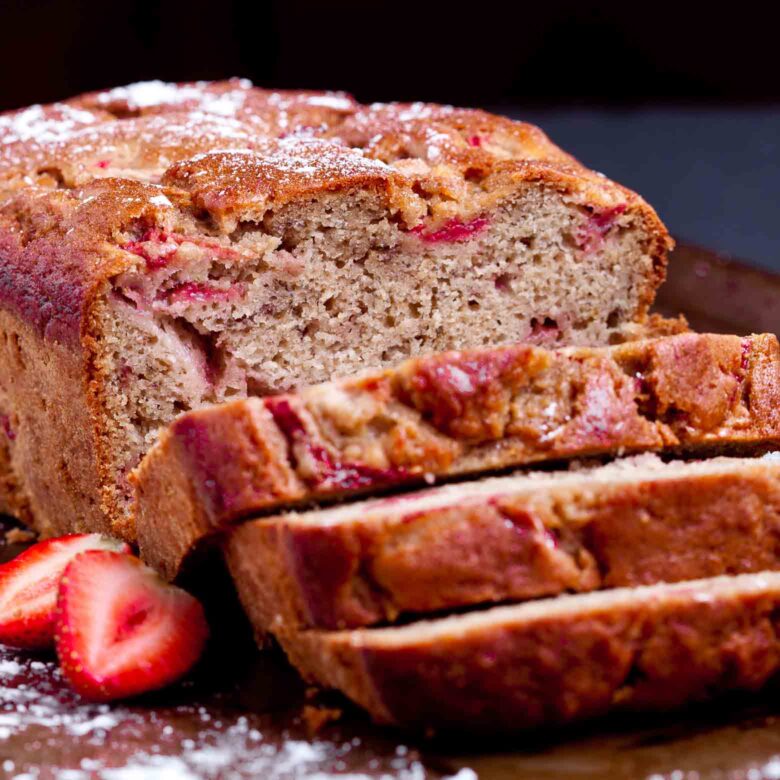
[192, 137, 391, 174]
[271, 136, 392, 176]
[0, 653, 121, 742]
[89, 80, 354, 127]
[0, 84, 366, 194]
[176, 137, 394, 208]
[187, 147, 260, 164]
[304, 94, 355, 111]
[149, 193, 172, 208]
[0, 641, 460, 778]
[0, 77, 563, 229]
[0, 109, 263, 184]
[0, 104, 103, 146]
[97, 80, 181, 108]
[368, 102, 454, 124]
[93, 80, 226, 111]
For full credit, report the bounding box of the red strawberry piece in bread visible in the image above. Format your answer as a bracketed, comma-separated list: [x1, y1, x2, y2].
[55, 551, 209, 701]
[0, 534, 131, 650]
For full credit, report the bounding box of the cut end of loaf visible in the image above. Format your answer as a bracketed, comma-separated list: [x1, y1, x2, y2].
[96, 177, 666, 523]
[224, 451, 780, 634]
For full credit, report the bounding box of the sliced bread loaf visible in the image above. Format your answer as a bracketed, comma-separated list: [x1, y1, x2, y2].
[135, 332, 780, 578]
[0, 80, 671, 543]
[225, 454, 780, 632]
[281, 572, 780, 730]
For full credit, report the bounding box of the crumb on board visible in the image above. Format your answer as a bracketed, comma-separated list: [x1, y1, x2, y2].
[301, 703, 343, 735]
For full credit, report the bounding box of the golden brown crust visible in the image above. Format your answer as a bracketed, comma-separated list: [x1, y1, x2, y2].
[224, 456, 780, 632]
[0, 81, 672, 347]
[70, 78, 358, 126]
[331, 103, 672, 317]
[0, 311, 110, 535]
[334, 103, 580, 168]
[134, 332, 780, 579]
[161, 140, 404, 231]
[132, 398, 299, 562]
[283, 573, 780, 730]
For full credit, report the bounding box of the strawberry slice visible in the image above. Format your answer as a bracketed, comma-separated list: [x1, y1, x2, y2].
[55, 550, 209, 701]
[0, 534, 130, 649]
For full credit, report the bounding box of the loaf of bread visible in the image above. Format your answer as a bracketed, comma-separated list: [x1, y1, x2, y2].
[281, 572, 780, 730]
[134, 332, 780, 578]
[6, 79, 776, 736]
[225, 454, 780, 633]
[0, 80, 673, 543]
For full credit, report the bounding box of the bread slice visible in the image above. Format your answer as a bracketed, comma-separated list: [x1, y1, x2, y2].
[134, 332, 780, 578]
[224, 454, 780, 633]
[0, 80, 671, 543]
[280, 572, 780, 730]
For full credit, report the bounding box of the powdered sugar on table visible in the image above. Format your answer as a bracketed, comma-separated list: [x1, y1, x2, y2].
[0, 642, 471, 779]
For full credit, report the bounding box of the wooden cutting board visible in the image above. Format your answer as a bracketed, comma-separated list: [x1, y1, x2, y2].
[1, 243, 779, 780]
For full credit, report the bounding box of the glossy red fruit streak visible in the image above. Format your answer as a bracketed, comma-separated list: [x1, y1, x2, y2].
[741, 338, 753, 372]
[729, 337, 754, 407]
[467, 135, 483, 147]
[95, 159, 111, 169]
[591, 204, 627, 229]
[123, 230, 242, 270]
[55, 551, 208, 702]
[163, 281, 245, 305]
[0, 535, 130, 650]
[265, 398, 411, 491]
[169, 415, 244, 513]
[410, 349, 518, 400]
[411, 217, 489, 243]
[122, 228, 178, 269]
[0, 414, 14, 440]
[402, 348, 532, 439]
[492, 502, 559, 550]
[575, 204, 627, 253]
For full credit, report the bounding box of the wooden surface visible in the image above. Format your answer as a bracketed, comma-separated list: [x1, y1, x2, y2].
[2, 244, 780, 779]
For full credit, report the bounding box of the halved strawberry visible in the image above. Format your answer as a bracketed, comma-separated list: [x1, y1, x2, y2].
[55, 550, 209, 701]
[0, 534, 131, 649]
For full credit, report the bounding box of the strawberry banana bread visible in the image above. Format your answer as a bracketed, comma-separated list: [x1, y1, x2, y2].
[224, 453, 780, 633]
[134, 332, 780, 579]
[0, 80, 672, 543]
[283, 572, 780, 730]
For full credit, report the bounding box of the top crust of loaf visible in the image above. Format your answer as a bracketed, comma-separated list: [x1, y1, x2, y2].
[71, 79, 359, 122]
[0, 79, 671, 346]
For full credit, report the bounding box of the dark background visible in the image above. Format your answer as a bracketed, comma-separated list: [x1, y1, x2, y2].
[2, 0, 779, 270]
